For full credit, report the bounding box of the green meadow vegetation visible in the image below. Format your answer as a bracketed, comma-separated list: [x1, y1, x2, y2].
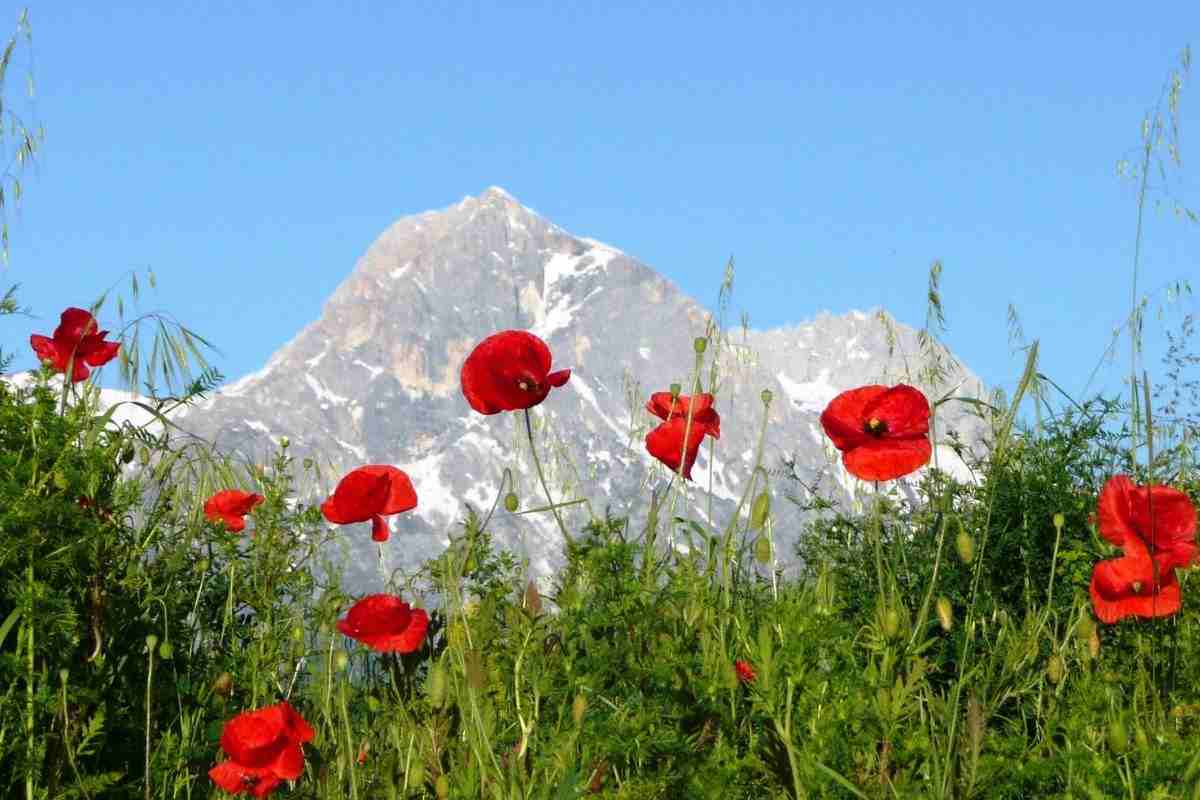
[2, 17, 1199, 800]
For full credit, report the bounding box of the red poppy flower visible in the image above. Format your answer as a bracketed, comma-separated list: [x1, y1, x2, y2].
[29, 307, 121, 383]
[645, 416, 711, 481]
[336, 594, 429, 653]
[646, 391, 721, 439]
[819, 384, 932, 482]
[204, 491, 265, 534]
[1090, 552, 1182, 623]
[321, 465, 417, 542]
[204, 490, 265, 534]
[1096, 475, 1197, 571]
[461, 330, 571, 415]
[734, 659, 757, 684]
[208, 700, 314, 798]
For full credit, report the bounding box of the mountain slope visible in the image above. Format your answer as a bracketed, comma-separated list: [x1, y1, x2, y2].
[175, 187, 989, 593]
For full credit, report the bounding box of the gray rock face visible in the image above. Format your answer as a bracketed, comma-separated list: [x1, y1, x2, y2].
[176, 187, 990, 594]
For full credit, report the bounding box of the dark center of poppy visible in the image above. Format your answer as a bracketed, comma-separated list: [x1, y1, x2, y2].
[241, 775, 260, 787]
[1130, 580, 1143, 594]
[516, 374, 541, 393]
[864, 417, 888, 436]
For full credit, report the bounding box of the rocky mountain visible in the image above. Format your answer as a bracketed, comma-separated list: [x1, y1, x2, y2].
[173, 187, 990, 595]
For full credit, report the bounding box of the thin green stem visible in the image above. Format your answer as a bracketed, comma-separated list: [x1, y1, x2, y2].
[523, 408, 572, 546]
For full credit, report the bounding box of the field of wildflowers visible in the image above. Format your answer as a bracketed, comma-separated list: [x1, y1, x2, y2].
[1, 18, 1199, 799]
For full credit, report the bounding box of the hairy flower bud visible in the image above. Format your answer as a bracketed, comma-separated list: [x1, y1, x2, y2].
[435, 774, 450, 799]
[1052, 512, 1065, 530]
[1107, 719, 1128, 754]
[754, 535, 772, 565]
[955, 529, 975, 564]
[212, 672, 234, 698]
[1046, 655, 1064, 685]
[145, 634, 158, 652]
[572, 693, 588, 727]
[1088, 629, 1101, 660]
[750, 492, 770, 530]
[427, 663, 447, 710]
[504, 492, 519, 512]
[693, 337, 707, 354]
[936, 597, 954, 632]
[280, 435, 290, 449]
[334, 651, 350, 672]
[760, 388, 773, 406]
[669, 382, 682, 398]
[882, 608, 901, 640]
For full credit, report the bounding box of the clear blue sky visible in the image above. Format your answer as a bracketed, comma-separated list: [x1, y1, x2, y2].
[0, 1, 1197, 413]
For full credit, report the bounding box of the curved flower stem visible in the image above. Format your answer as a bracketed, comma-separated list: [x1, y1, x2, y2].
[523, 409, 573, 546]
[717, 392, 772, 609]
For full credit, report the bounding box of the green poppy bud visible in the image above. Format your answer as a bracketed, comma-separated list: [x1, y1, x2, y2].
[1135, 726, 1149, 750]
[435, 774, 450, 799]
[279, 435, 290, 449]
[212, 672, 234, 697]
[1052, 512, 1065, 530]
[1046, 655, 1064, 685]
[59, 668, 69, 684]
[139, 447, 151, 465]
[145, 634, 158, 652]
[290, 625, 305, 643]
[427, 663, 447, 709]
[572, 693, 588, 726]
[754, 535, 772, 564]
[693, 337, 707, 354]
[53, 471, 69, 490]
[366, 695, 380, 712]
[1088, 629, 1101, 660]
[334, 651, 350, 672]
[158, 641, 174, 660]
[1107, 719, 1128, 754]
[750, 492, 770, 530]
[882, 608, 901, 640]
[504, 492, 519, 512]
[196, 558, 210, 574]
[407, 760, 425, 787]
[936, 597, 953, 632]
[955, 529, 975, 564]
[669, 382, 682, 398]
[761, 388, 773, 406]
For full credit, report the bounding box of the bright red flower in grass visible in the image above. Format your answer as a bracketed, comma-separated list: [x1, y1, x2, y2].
[461, 330, 571, 414]
[336, 594, 429, 653]
[29, 307, 121, 383]
[734, 659, 756, 684]
[208, 700, 314, 798]
[645, 416, 710, 481]
[1088, 475, 1197, 624]
[1095, 475, 1197, 571]
[1090, 552, 1182, 623]
[646, 391, 722, 439]
[204, 490, 265, 533]
[321, 465, 417, 542]
[819, 384, 932, 482]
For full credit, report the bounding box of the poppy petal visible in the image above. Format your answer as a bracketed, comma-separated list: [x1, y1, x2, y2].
[547, 368, 571, 387]
[272, 742, 305, 781]
[356, 465, 418, 515]
[322, 469, 392, 524]
[820, 385, 888, 451]
[1096, 475, 1136, 549]
[861, 384, 931, 437]
[645, 417, 708, 480]
[1090, 555, 1181, 623]
[81, 338, 121, 367]
[842, 437, 932, 482]
[29, 334, 60, 364]
[209, 760, 254, 794]
[461, 330, 565, 414]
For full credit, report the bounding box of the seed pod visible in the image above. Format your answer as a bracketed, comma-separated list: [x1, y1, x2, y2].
[955, 528, 975, 564]
[761, 388, 773, 406]
[196, 558, 210, 574]
[669, 382, 682, 398]
[750, 492, 770, 530]
[59, 668, 70, 684]
[121, 446, 136, 464]
[1077, 615, 1096, 643]
[158, 641, 174, 660]
[504, 492, 519, 512]
[572, 693, 588, 726]
[334, 651, 350, 672]
[936, 597, 953, 632]
[145, 634, 158, 651]
[435, 774, 450, 799]
[1046, 655, 1064, 685]
[428, 662, 447, 709]
[138, 446, 151, 465]
[1107, 719, 1128, 754]
[1052, 512, 1065, 530]
[1135, 726, 1149, 750]
[754, 535, 772, 564]
[693, 337, 707, 353]
[280, 435, 290, 449]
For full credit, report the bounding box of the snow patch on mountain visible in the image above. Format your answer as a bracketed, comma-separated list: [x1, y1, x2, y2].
[775, 370, 840, 413]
